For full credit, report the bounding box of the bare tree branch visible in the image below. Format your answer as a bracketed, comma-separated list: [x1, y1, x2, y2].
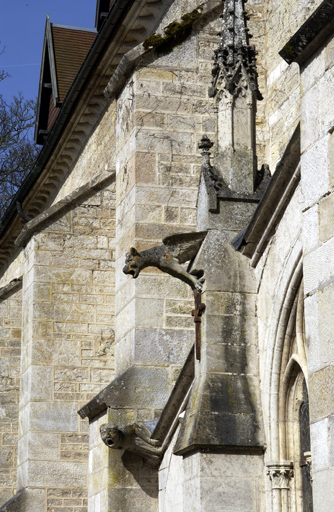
[0, 58, 40, 219]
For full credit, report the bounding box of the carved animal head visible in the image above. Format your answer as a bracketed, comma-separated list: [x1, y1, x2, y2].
[100, 423, 123, 449]
[123, 248, 143, 279]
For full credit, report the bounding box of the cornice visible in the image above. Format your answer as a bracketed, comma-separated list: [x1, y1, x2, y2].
[0, 0, 171, 269]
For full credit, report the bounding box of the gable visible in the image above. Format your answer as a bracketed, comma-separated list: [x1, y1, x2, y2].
[34, 15, 96, 145]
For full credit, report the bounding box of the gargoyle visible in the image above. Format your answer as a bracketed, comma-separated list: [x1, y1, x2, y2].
[100, 422, 162, 466]
[123, 231, 207, 291]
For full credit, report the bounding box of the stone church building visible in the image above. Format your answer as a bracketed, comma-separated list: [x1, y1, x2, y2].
[0, 0, 333, 510]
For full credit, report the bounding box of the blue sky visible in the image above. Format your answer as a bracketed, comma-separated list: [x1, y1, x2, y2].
[0, 0, 96, 103]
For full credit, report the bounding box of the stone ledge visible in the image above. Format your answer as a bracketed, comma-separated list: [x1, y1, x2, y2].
[279, 0, 334, 66]
[78, 346, 194, 423]
[233, 124, 300, 267]
[78, 364, 169, 420]
[15, 170, 115, 248]
[0, 277, 22, 301]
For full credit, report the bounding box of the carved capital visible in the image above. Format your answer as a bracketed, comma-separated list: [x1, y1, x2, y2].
[267, 462, 294, 490]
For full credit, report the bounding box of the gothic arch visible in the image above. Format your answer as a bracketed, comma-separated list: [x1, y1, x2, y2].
[265, 254, 313, 512]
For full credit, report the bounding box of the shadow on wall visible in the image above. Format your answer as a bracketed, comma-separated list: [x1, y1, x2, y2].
[122, 451, 159, 498]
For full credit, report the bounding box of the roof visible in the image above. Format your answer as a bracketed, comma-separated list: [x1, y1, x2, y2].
[34, 15, 96, 144]
[52, 25, 97, 103]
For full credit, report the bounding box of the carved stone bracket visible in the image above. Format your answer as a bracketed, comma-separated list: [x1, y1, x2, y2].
[267, 462, 294, 490]
[303, 450, 313, 483]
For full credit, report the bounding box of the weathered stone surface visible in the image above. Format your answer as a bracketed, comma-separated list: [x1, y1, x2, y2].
[303, 237, 334, 295]
[22, 401, 80, 433]
[181, 452, 264, 512]
[174, 373, 263, 453]
[309, 364, 334, 422]
[133, 328, 193, 364]
[310, 419, 330, 472]
[193, 231, 258, 293]
[18, 460, 87, 488]
[312, 467, 334, 512]
[79, 366, 170, 419]
[2, 0, 334, 510]
[0, 489, 45, 512]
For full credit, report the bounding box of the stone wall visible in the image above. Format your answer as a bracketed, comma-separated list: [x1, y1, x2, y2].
[159, 427, 265, 512]
[52, 101, 117, 205]
[300, 28, 334, 511]
[16, 181, 116, 511]
[0, 287, 22, 506]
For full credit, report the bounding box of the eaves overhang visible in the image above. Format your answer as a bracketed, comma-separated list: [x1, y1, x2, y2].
[0, 0, 136, 243]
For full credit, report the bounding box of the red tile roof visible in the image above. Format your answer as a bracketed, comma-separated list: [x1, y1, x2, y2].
[52, 26, 97, 103]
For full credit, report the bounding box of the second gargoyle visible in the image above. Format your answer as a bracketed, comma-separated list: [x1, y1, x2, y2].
[123, 231, 207, 291]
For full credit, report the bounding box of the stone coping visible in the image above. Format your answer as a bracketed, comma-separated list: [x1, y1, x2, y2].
[151, 345, 194, 442]
[15, 169, 116, 247]
[78, 346, 194, 430]
[280, 0, 334, 65]
[0, 489, 25, 512]
[0, 277, 22, 301]
[233, 124, 300, 267]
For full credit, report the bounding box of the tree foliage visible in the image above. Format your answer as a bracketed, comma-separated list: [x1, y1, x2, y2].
[0, 68, 39, 219]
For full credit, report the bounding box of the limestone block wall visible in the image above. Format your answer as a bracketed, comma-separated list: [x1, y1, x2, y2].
[114, 8, 224, 382]
[300, 29, 334, 511]
[0, 287, 22, 506]
[160, 427, 265, 512]
[52, 100, 117, 205]
[265, 0, 301, 170]
[264, 0, 333, 171]
[16, 182, 116, 511]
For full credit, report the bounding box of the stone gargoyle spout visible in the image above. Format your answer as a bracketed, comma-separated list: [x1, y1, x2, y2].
[100, 422, 162, 466]
[123, 231, 207, 291]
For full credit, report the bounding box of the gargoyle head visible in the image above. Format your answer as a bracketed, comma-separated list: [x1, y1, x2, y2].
[100, 423, 124, 449]
[123, 247, 143, 279]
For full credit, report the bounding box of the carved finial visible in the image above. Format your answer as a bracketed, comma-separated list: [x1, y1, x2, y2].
[210, 0, 262, 100]
[198, 134, 214, 167]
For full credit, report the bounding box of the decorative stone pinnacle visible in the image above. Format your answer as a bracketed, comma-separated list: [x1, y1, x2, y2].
[198, 134, 214, 153]
[210, 0, 262, 100]
[198, 134, 214, 167]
